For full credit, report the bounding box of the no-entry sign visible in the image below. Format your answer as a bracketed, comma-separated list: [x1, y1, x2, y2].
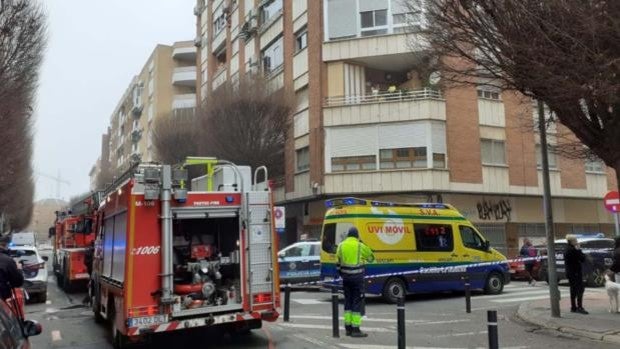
[604, 191, 620, 213]
[273, 206, 285, 230]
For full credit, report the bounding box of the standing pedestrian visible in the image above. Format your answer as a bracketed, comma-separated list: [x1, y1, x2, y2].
[0, 235, 24, 300]
[564, 235, 588, 314]
[520, 238, 537, 286]
[337, 227, 374, 337]
[609, 237, 620, 282]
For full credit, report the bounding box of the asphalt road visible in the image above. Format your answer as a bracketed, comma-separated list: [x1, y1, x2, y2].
[24, 274, 620, 349]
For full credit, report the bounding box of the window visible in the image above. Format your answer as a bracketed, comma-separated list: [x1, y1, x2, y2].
[283, 243, 313, 258]
[460, 226, 486, 250]
[414, 223, 453, 251]
[477, 89, 500, 100]
[433, 153, 446, 168]
[585, 157, 605, 173]
[321, 222, 354, 254]
[379, 147, 426, 169]
[535, 144, 557, 169]
[581, 240, 614, 250]
[331, 155, 376, 172]
[296, 147, 310, 172]
[360, 9, 388, 36]
[213, 12, 227, 35]
[295, 28, 308, 52]
[262, 36, 283, 75]
[261, 0, 282, 23]
[481, 139, 506, 165]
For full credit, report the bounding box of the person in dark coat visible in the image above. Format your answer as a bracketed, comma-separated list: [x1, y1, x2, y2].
[0, 235, 24, 300]
[564, 235, 588, 314]
[609, 237, 620, 282]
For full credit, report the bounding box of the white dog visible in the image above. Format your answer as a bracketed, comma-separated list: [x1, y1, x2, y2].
[604, 272, 620, 313]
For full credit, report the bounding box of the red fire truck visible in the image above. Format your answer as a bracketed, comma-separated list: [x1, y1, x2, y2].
[89, 158, 280, 348]
[51, 193, 98, 292]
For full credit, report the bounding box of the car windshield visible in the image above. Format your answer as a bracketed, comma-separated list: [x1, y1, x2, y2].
[580, 239, 614, 250]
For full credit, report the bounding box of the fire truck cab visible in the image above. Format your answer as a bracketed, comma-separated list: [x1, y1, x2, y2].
[91, 158, 280, 348]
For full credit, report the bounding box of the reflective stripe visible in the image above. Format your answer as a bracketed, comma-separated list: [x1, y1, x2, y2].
[351, 312, 362, 326]
[344, 311, 352, 325]
[340, 268, 364, 274]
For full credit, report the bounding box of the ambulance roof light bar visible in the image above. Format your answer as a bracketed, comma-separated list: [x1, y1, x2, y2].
[325, 197, 451, 210]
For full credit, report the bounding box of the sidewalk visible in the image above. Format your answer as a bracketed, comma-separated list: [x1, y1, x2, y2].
[517, 290, 620, 344]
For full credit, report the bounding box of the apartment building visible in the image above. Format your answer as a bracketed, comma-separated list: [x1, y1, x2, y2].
[105, 41, 197, 175]
[194, 0, 618, 254]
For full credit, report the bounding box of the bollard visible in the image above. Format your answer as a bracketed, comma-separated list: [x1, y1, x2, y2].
[331, 286, 339, 338]
[283, 283, 291, 322]
[487, 310, 498, 349]
[463, 275, 471, 314]
[397, 296, 406, 349]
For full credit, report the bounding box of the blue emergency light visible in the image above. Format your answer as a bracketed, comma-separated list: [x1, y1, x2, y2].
[325, 198, 367, 208]
[225, 196, 235, 203]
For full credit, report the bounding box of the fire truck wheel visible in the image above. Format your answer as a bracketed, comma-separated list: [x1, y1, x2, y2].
[92, 284, 104, 324]
[110, 304, 131, 349]
[62, 263, 72, 292]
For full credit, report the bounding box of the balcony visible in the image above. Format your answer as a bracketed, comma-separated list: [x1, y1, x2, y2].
[172, 66, 197, 87]
[323, 32, 425, 63]
[211, 67, 227, 91]
[131, 103, 143, 118]
[172, 46, 197, 62]
[131, 128, 142, 143]
[324, 88, 445, 127]
[172, 94, 197, 110]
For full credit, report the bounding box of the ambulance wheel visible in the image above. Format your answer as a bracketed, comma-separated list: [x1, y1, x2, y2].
[382, 277, 407, 304]
[484, 272, 504, 295]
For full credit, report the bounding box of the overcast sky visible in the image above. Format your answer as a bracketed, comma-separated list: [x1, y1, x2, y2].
[34, 1, 195, 201]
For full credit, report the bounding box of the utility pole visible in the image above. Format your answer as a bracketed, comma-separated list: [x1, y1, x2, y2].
[538, 101, 561, 318]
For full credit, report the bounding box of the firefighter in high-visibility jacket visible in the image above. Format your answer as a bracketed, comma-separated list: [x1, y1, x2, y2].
[336, 227, 375, 337]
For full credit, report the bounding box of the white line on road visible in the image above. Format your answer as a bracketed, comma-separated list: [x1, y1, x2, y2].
[480, 289, 550, 300]
[492, 295, 551, 303]
[45, 300, 51, 305]
[338, 345, 527, 349]
[277, 323, 395, 333]
[435, 331, 487, 338]
[51, 330, 62, 341]
[294, 334, 331, 348]
[286, 315, 469, 325]
[292, 298, 327, 305]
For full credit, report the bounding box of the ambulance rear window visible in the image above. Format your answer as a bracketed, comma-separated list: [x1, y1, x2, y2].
[321, 222, 352, 254]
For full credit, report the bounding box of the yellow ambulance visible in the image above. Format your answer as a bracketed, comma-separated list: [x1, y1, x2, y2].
[320, 198, 509, 303]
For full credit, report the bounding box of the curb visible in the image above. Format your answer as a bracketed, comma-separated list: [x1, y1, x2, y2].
[517, 302, 620, 344]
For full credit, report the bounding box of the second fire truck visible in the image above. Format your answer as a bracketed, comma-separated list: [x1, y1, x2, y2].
[89, 158, 280, 348]
[51, 192, 99, 292]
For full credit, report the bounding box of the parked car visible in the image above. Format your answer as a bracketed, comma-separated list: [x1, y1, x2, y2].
[508, 244, 545, 281]
[278, 241, 321, 285]
[8, 246, 48, 303]
[0, 297, 42, 348]
[539, 235, 614, 287]
[10, 233, 36, 247]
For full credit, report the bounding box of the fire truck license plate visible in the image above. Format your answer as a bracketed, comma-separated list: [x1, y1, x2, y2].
[128, 315, 168, 327]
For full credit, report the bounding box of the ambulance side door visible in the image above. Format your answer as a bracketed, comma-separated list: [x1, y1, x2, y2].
[457, 225, 488, 262]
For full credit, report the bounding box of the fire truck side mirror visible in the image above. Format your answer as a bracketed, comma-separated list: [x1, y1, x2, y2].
[48, 227, 55, 237]
[83, 218, 93, 234]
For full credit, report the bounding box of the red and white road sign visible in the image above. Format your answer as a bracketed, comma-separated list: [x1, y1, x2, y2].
[604, 191, 620, 213]
[273, 206, 285, 230]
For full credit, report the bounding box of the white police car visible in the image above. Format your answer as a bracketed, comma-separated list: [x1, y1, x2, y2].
[278, 241, 321, 285]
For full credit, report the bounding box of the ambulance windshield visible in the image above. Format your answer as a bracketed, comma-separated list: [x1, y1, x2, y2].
[321, 222, 353, 254]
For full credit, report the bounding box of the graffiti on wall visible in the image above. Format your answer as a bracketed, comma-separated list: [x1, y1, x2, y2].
[477, 199, 512, 222]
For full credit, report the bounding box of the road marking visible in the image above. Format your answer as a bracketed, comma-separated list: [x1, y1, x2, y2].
[287, 315, 468, 325]
[292, 298, 327, 305]
[435, 331, 487, 338]
[51, 330, 62, 341]
[45, 308, 59, 313]
[45, 300, 51, 305]
[338, 345, 528, 349]
[492, 295, 551, 303]
[480, 289, 550, 300]
[277, 323, 394, 333]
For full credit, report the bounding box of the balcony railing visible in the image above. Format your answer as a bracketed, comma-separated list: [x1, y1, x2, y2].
[324, 88, 442, 107]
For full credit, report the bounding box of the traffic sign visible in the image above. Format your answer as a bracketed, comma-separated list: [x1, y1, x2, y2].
[273, 206, 285, 230]
[604, 191, 620, 213]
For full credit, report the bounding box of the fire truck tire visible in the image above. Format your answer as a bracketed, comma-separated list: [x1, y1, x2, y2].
[110, 303, 131, 349]
[92, 285, 104, 324]
[62, 263, 72, 292]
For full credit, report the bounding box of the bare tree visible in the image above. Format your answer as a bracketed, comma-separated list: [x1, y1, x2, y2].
[0, 0, 46, 231]
[151, 111, 202, 165]
[199, 76, 294, 178]
[415, 0, 620, 188]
